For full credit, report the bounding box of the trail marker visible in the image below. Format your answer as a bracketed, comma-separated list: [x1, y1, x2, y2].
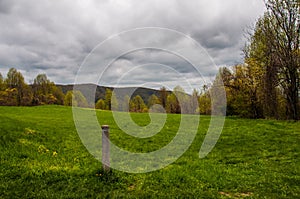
[101, 125, 110, 172]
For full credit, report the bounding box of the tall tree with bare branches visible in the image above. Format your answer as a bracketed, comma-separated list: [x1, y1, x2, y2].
[264, 0, 299, 120]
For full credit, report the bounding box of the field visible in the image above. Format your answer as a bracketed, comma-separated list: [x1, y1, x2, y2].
[0, 106, 300, 198]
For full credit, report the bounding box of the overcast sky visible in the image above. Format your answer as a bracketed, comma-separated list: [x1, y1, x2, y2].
[0, 0, 265, 92]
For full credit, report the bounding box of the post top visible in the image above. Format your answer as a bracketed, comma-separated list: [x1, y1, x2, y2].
[101, 125, 109, 129]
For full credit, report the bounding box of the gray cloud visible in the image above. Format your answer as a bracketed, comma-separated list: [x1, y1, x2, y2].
[0, 0, 265, 92]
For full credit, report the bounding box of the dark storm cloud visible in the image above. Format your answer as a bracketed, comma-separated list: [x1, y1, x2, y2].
[0, 0, 265, 92]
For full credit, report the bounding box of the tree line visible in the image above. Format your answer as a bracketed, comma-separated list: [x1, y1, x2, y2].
[0, 68, 64, 106]
[0, 63, 298, 120]
[0, 68, 206, 115]
[0, 1, 298, 120]
[56, 0, 300, 120]
[0, 68, 200, 114]
[202, 0, 299, 120]
[95, 86, 200, 114]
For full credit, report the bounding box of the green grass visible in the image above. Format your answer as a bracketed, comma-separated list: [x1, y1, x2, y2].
[0, 106, 299, 198]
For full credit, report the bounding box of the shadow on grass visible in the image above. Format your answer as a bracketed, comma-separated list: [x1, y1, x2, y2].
[94, 169, 121, 183]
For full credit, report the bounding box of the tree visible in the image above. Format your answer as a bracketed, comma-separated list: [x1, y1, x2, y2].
[104, 89, 112, 110]
[64, 91, 73, 106]
[5, 68, 32, 106]
[147, 94, 160, 108]
[173, 86, 189, 114]
[0, 69, 63, 106]
[111, 91, 119, 111]
[51, 86, 65, 105]
[190, 89, 199, 114]
[147, 94, 163, 112]
[95, 99, 105, 110]
[123, 95, 130, 111]
[0, 70, 19, 105]
[20, 84, 33, 106]
[245, 15, 280, 119]
[166, 93, 179, 114]
[0, 73, 5, 91]
[159, 87, 168, 109]
[33, 74, 51, 91]
[0, 88, 18, 106]
[32, 74, 54, 105]
[249, 0, 300, 120]
[6, 68, 22, 89]
[130, 95, 147, 112]
[267, 0, 299, 120]
[218, 65, 263, 118]
[64, 90, 88, 107]
[198, 90, 211, 115]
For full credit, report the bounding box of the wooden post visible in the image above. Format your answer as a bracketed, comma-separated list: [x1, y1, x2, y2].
[101, 125, 110, 172]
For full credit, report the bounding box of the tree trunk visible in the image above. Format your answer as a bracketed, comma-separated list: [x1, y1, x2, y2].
[286, 70, 299, 120]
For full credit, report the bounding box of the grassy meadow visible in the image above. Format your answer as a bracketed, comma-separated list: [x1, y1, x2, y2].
[0, 105, 300, 198]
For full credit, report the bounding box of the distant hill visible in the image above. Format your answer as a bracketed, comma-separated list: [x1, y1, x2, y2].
[56, 84, 167, 104]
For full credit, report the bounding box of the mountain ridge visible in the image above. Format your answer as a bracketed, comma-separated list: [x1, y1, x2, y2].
[56, 84, 169, 104]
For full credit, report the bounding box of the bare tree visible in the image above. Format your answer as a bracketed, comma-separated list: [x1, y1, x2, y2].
[264, 0, 299, 119]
